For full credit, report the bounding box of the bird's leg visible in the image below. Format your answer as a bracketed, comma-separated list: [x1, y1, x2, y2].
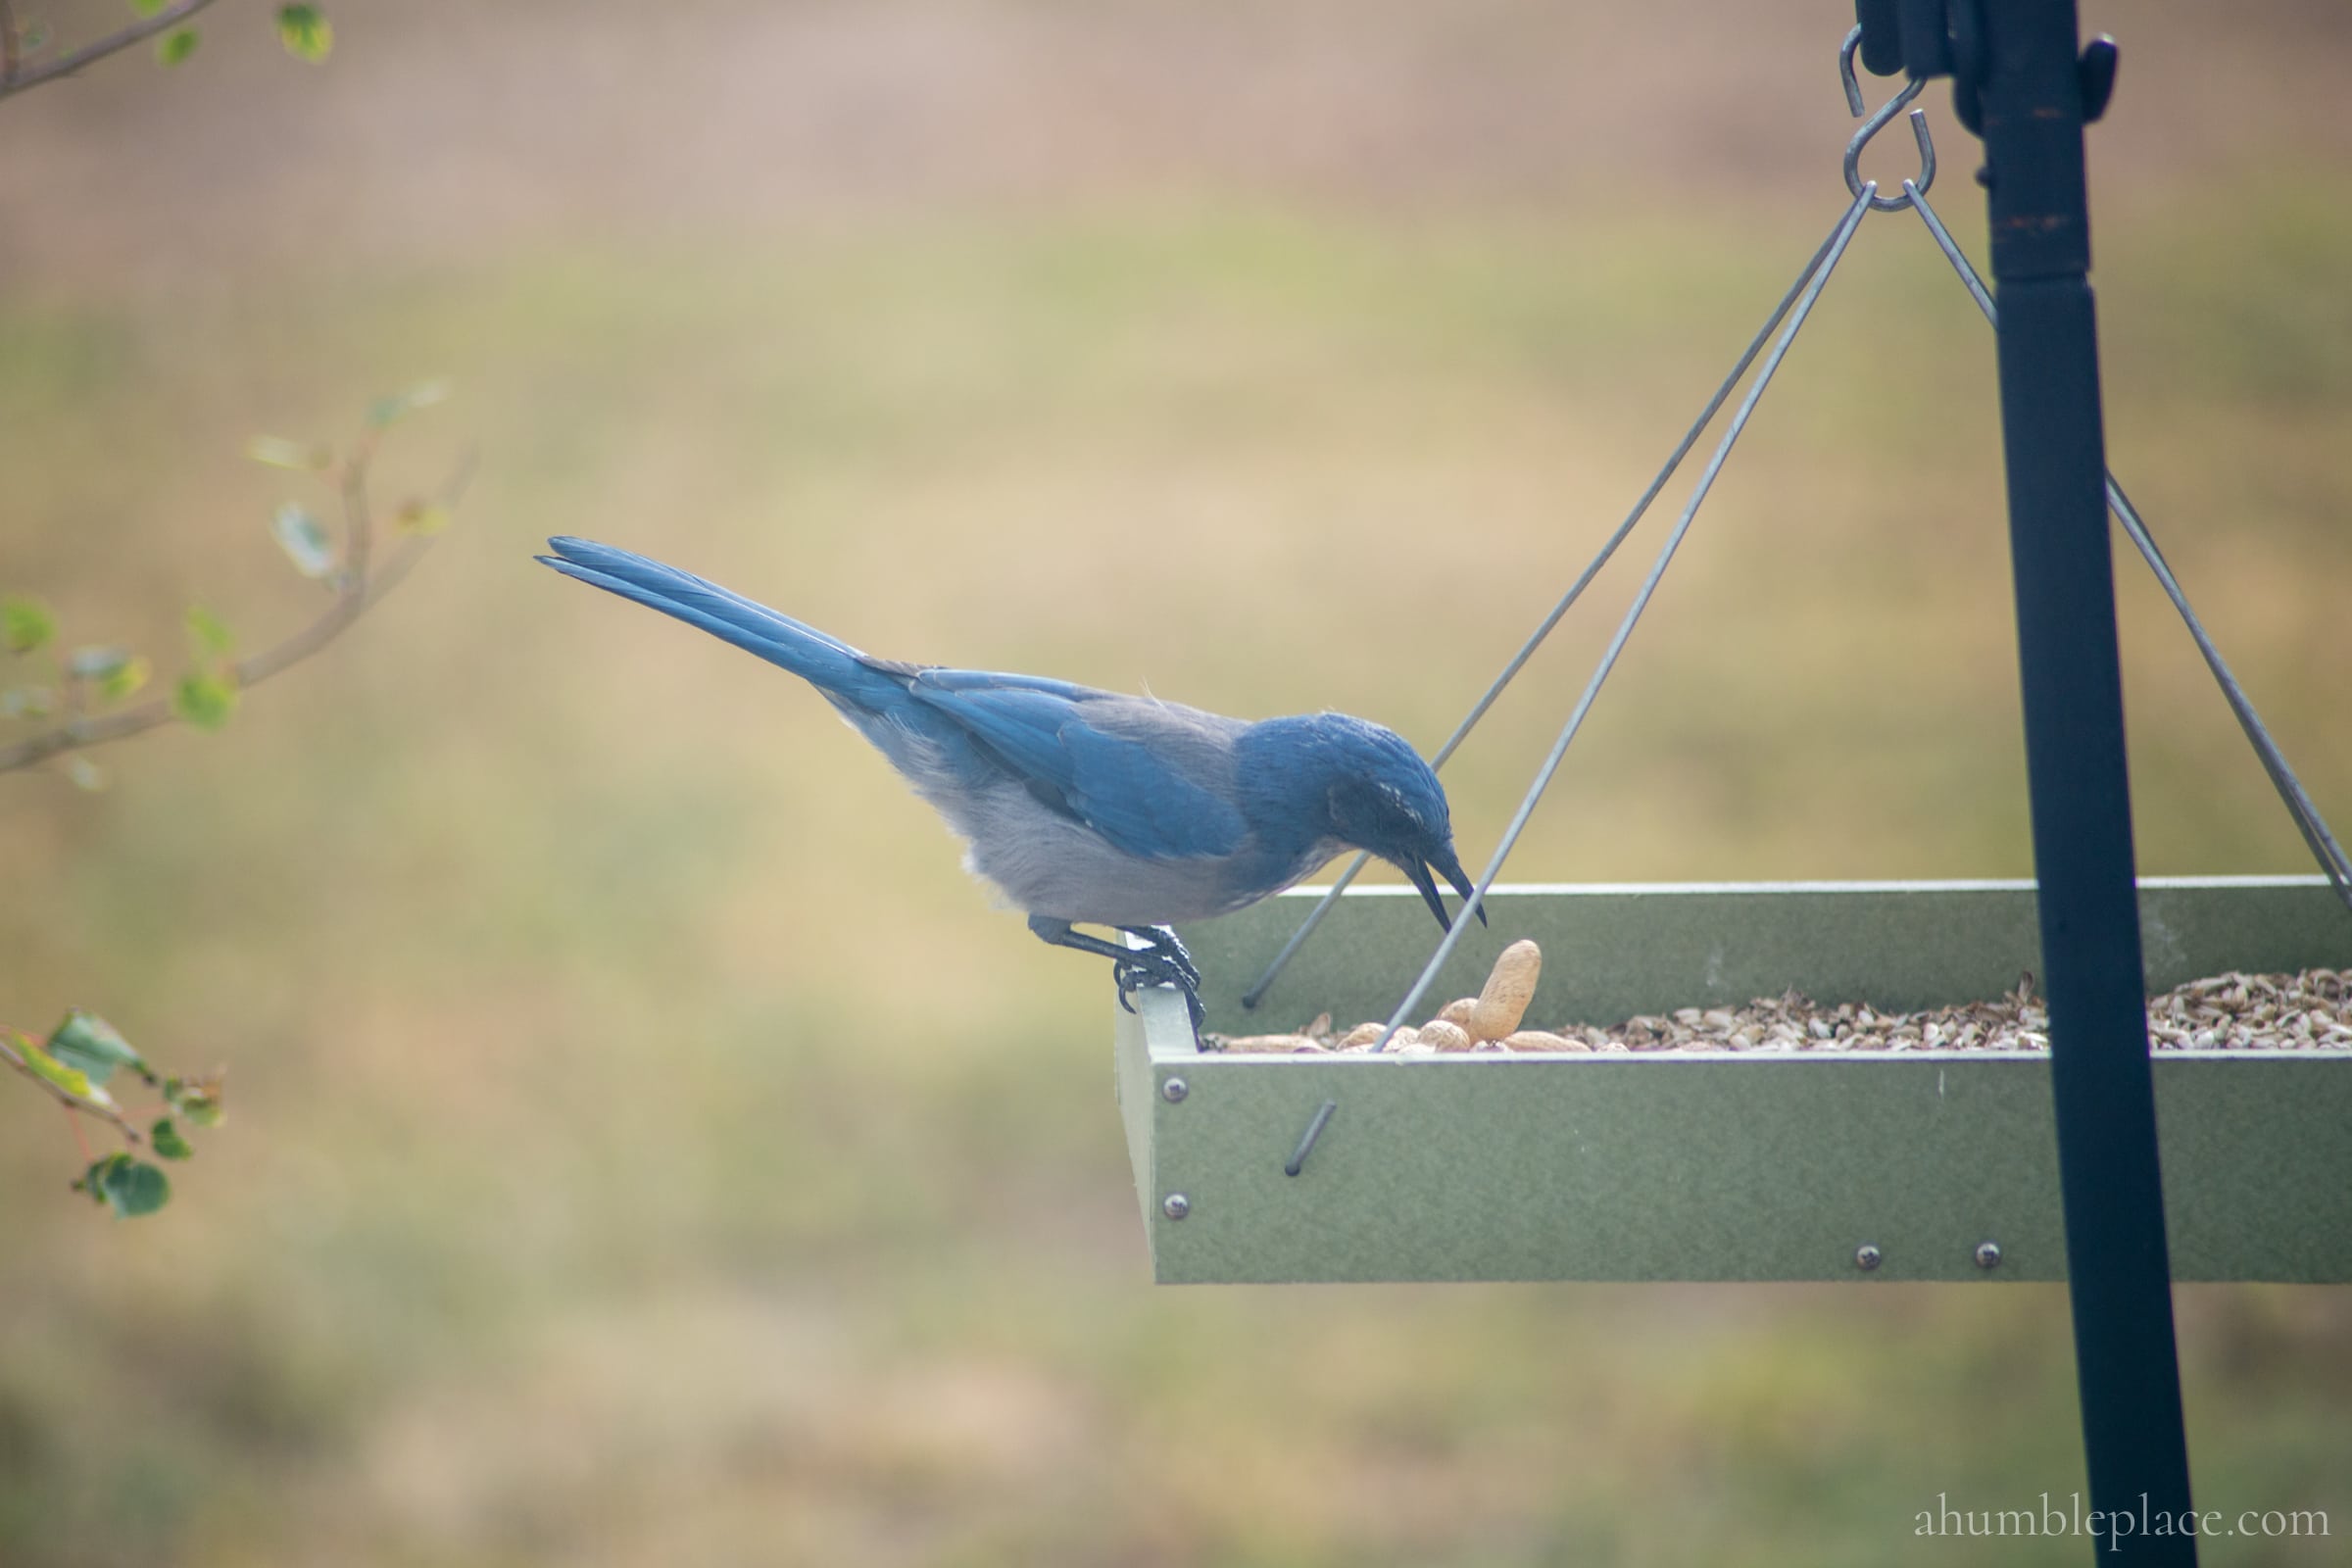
[1024, 918, 1191, 1018]
[1027, 914, 1143, 970]
[1028, 916, 1206, 1032]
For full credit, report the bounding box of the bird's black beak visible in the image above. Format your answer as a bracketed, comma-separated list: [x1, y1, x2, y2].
[1435, 843, 1486, 927]
[1403, 845, 1487, 933]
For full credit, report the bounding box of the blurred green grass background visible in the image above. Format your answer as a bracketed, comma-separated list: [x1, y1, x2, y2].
[3, 1, 2348, 1563]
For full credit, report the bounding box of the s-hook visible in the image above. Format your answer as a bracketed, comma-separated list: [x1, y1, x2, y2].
[1839, 24, 1936, 214]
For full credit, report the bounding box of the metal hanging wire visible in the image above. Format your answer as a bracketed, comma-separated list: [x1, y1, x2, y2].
[1365, 185, 1877, 1049]
[1902, 176, 2352, 911]
[1237, 213, 1854, 1011]
[1245, 35, 1932, 1017]
[1247, 24, 2350, 1039]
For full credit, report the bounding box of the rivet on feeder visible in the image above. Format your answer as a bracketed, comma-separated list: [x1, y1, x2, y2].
[1161, 1077, 1189, 1103]
[1162, 1194, 1191, 1221]
[1855, 1243, 1885, 1272]
[1975, 1240, 2003, 1270]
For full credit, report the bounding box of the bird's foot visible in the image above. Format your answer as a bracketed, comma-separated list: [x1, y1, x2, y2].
[1117, 925, 1202, 991]
[1112, 949, 1207, 1034]
[1026, 914, 1206, 1036]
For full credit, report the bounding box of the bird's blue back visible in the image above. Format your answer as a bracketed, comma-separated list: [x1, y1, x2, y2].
[539, 537, 1250, 864]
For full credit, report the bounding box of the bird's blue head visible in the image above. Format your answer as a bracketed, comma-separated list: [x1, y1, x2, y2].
[1241, 713, 1484, 933]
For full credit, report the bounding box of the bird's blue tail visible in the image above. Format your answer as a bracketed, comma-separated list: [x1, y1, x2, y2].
[537, 537, 910, 711]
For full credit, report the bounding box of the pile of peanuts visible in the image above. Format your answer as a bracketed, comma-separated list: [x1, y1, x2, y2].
[1210, 939, 1567, 1054]
[1203, 943, 2352, 1055]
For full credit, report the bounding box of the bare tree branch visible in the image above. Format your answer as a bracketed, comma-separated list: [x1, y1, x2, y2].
[0, 445, 475, 776]
[0, 0, 220, 100]
[0, 1032, 147, 1147]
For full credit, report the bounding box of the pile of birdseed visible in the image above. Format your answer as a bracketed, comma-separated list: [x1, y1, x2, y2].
[1206, 966, 2352, 1055]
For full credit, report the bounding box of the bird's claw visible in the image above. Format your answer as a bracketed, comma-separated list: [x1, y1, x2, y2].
[1119, 925, 1202, 990]
[1026, 915, 1207, 1033]
[1113, 951, 1207, 1033]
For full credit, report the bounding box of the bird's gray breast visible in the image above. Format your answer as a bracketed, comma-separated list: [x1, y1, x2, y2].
[950, 780, 1278, 925]
[894, 693, 1338, 924]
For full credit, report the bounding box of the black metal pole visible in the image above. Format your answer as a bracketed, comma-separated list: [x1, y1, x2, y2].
[1976, 3, 2197, 1561]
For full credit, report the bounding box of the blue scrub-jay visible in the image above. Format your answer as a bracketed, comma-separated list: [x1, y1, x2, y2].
[537, 537, 1481, 1025]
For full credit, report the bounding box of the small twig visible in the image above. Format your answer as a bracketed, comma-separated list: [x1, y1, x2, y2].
[0, 0, 220, 100]
[0, 1032, 146, 1148]
[0, 449, 474, 776]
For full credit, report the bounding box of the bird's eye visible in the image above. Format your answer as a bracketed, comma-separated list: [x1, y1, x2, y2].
[1375, 781, 1425, 832]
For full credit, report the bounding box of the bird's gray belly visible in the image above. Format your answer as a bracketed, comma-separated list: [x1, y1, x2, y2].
[943, 782, 1333, 925]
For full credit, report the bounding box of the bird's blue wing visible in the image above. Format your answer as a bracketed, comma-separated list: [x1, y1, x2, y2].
[909, 671, 1247, 860]
[1056, 714, 1250, 859]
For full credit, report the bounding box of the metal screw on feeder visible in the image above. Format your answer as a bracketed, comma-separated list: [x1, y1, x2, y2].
[1855, 1244, 1885, 1273]
[1160, 1077, 1189, 1103]
[1976, 1241, 2004, 1271]
[1161, 1194, 1190, 1221]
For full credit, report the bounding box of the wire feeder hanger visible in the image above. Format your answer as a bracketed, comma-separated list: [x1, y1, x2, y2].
[1239, 26, 2352, 1049]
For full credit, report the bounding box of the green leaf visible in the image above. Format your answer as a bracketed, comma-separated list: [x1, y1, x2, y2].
[150, 1119, 195, 1161]
[246, 435, 334, 471]
[154, 26, 199, 67]
[13, 1033, 109, 1106]
[172, 672, 238, 731]
[98, 655, 151, 704]
[65, 756, 108, 793]
[275, 4, 332, 62]
[129, 0, 170, 16]
[393, 499, 453, 536]
[366, 379, 453, 429]
[165, 1073, 226, 1127]
[47, 1010, 148, 1088]
[185, 605, 234, 657]
[271, 503, 337, 579]
[87, 1154, 171, 1218]
[2, 596, 56, 655]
